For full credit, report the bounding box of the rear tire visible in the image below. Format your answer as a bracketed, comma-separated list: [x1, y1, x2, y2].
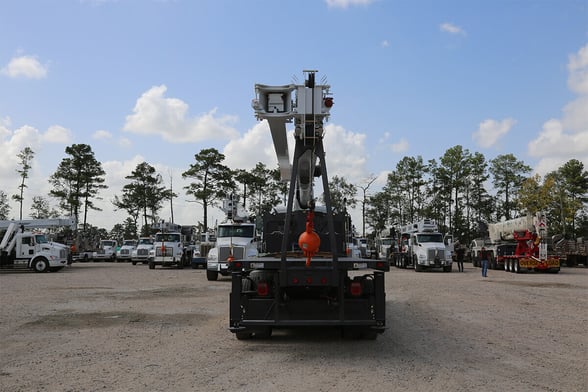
[236, 331, 252, 340]
[206, 269, 219, 281]
[148, 261, 155, 270]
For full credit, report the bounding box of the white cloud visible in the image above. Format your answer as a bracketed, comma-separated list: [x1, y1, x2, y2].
[472, 118, 516, 149]
[568, 43, 588, 94]
[381, 40, 390, 48]
[42, 125, 72, 144]
[95, 156, 207, 230]
[390, 137, 409, 153]
[123, 85, 239, 143]
[325, 0, 375, 9]
[529, 43, 588, 175]
[0, 122, 73, 219]
[223, 121, 278, 171]
[93, 130, 112, 140]
[440, 23, 466, 36]
[118, 137, 132, 148]
[1, 55, 48, 79]
[323, 123, 368, 182]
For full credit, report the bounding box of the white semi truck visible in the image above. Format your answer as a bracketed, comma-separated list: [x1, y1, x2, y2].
[148, 221, 190, 269]
[93, 239, 117, 262]
[0, 218, 75, 273]
[392, 219, 453, 272]
[117, 239, 137, 262]
[131, 237, 154, 265]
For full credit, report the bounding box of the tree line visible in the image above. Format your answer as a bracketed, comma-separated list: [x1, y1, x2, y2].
[1, 143, 586, 246]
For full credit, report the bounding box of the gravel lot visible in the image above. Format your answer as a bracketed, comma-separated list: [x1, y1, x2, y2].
[1, 262, 586, 392]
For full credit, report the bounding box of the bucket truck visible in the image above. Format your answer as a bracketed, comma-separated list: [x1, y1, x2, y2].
[391, 219, 453, 272]
[0, 218, 75, 272]
[228, 71, 389, 340]
[206, 194, 258, 281]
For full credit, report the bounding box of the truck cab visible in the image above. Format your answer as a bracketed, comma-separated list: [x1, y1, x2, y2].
[206, 222, 257, 281]
[149, 232, 186, 269]
[93, 239, 117, 262]
[117, 239, 137, 262]
[131, 237, 154, 265]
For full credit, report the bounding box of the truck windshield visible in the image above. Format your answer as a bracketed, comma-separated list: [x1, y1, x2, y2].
[102, 241, 116, 247]
[416, 233, 443, 243]
[123, 240, 136, 246]
[217, 225, 254, 238]
[155, 233, 181, 242]
[34, 234, 48, 244]
[138, 238, 153, 245]
[381, 238, 393, 246]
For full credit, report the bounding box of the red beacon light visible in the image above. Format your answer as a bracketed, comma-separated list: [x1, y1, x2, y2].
[323, 97, 334, 108]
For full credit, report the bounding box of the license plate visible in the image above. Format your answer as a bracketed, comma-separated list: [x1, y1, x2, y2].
[250, 262, 265, 268]
[353, 262, 367, 269]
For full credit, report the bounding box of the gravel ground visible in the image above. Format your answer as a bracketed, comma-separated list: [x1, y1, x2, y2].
[0, 262, 586, 392]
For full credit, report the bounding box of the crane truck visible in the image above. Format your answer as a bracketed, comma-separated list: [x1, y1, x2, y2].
[228, 70, 389, 340]
[0, 218, 75, 273]
[486, 213, 560, 273]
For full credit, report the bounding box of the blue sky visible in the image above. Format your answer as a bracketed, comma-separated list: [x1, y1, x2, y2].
[1, 0, 587, 230]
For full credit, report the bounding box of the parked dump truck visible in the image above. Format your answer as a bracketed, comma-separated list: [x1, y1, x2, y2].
[229, 71, 389, 340]
[0, 218, 75, 272]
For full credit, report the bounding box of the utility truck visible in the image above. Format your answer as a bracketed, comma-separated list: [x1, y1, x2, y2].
[374, 227, 396, 261]
[149, 222, 188, 269]
[206, 195, 257, 281]
[0, 218, 75, 273]
[131, 237, 154, 265]
[93, 239, 117, 262]
[229, 71, 388, 340]
[391, 219, 453, 272]
[117, 239, 137, 262]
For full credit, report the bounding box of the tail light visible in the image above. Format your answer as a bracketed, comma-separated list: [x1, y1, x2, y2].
[257, 282, 269, 296]
[350, 281, 363, 296]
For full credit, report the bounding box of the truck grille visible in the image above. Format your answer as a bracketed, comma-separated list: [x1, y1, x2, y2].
[137, 249, 149, 256]
[156, 247, 174, 257]
[427, 248, 443, 261]
[120, 249, 130, 255]
[219, 246, 245, 261]
[60, 249, 67, 258]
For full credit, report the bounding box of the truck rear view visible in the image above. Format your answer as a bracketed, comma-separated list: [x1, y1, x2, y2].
[229, 71, 389, 340]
